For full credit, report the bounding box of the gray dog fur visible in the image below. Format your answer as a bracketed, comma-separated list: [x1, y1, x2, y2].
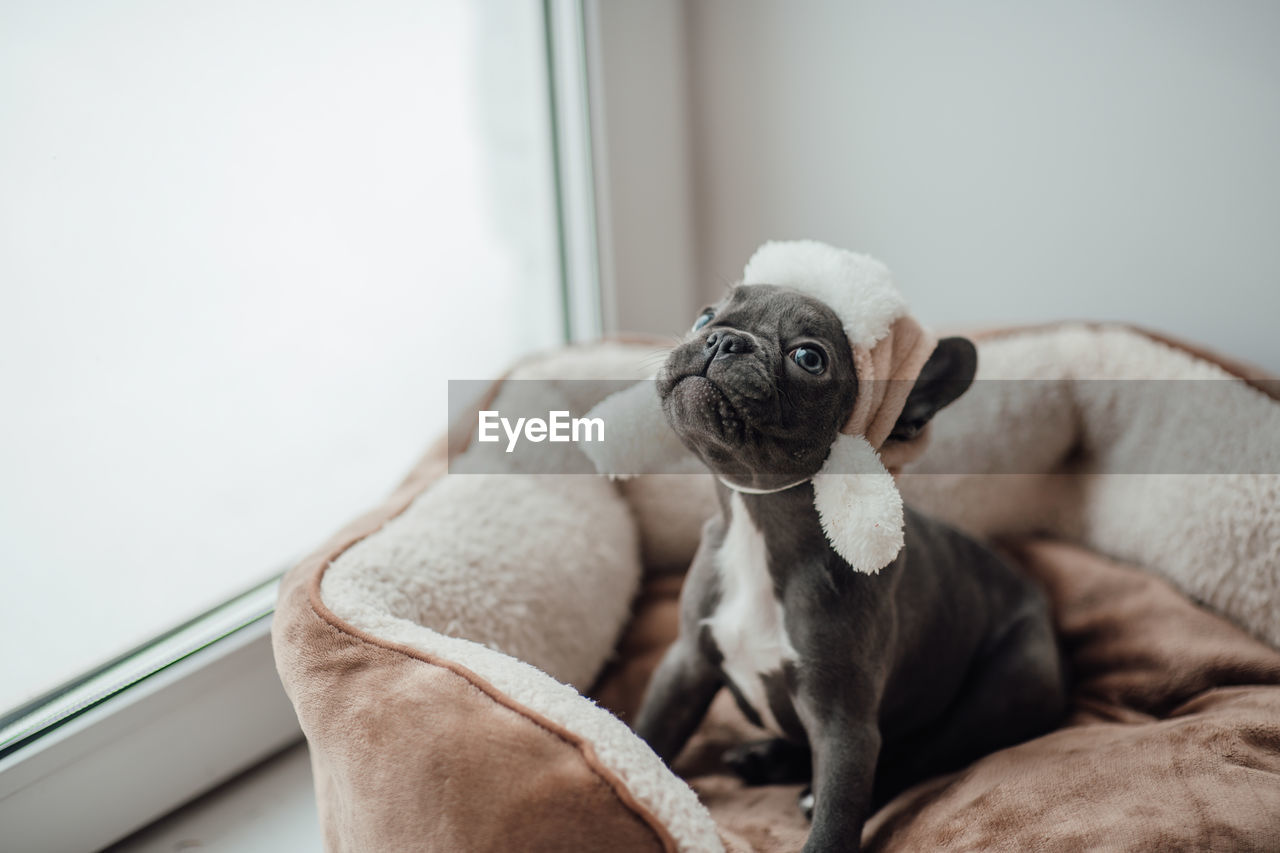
[631, 285, 1066, 853]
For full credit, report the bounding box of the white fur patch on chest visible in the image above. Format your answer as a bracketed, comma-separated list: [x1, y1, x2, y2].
[703, 494, 798, 735]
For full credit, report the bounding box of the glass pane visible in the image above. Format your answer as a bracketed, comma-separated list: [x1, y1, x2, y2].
[0, 0, 563, 715]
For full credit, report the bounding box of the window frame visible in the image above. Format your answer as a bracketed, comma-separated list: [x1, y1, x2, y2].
[0, 595, 298, 852]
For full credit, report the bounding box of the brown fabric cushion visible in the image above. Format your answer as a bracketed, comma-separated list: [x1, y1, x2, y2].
[593, 539, 1280, 852]
[273, 440, 673, 853]
[273, 326, 1279, 851]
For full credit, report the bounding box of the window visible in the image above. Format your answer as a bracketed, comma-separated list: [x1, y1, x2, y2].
[0, 1, 597, 847]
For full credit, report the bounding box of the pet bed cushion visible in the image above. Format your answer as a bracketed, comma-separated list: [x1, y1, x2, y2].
[595, 539, 1280, 851]
[272, 324, 1280, 851]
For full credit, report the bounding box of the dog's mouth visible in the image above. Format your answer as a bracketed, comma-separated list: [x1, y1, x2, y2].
[664, 374, 747, 444]
[657, 338, 783, 450]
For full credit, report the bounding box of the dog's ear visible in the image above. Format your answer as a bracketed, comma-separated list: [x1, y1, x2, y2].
[888, 337, 977, 442]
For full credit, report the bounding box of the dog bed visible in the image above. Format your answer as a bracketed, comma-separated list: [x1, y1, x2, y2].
[272, 324, 1280, 852]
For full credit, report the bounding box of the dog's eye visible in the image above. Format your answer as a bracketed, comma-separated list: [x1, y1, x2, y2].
[790, 347, 826, 375]
[691, 310, 714, 332]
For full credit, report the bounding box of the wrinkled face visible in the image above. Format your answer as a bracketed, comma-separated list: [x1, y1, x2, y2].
[657, 285, 858, 489]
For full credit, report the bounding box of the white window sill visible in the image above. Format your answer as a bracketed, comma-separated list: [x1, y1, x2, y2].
[106, 741, 319, 853]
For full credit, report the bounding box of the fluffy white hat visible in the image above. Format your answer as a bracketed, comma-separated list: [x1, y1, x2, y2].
[741, 239, 906, 349]
[582, 240, 936, 573]
[737, 240, 937, 573]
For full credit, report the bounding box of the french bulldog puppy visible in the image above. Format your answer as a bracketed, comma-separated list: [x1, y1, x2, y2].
[631, 284, 1066, 852]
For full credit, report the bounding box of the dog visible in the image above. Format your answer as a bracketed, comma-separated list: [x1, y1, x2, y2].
[631, 283, 1066, 852]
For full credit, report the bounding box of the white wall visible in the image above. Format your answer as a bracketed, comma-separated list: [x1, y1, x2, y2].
[683, 0, 1280, 370]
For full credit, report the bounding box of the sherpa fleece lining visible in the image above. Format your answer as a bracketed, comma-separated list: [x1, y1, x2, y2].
[901, 323, 1280, 649]
[304, 570, 680, 851]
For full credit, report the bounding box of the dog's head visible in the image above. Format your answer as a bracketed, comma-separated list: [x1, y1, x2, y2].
[657, 284, 976, 490]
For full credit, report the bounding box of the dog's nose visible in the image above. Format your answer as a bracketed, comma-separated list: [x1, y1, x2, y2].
[704, 329, 756, 359]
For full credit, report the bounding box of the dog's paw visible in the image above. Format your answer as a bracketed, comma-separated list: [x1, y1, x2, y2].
[798, 787, 815, 821]
[722, 738, 811, 786]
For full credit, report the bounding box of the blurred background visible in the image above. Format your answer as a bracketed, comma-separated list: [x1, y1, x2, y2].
[2, 1, 1277, 848]
[595, 1, 1280, 364]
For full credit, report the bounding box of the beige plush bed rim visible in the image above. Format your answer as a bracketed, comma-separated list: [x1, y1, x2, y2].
[272, 323, 1280, 852]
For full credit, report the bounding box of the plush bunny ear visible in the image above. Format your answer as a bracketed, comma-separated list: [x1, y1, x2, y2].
[577, 379, 701, 477]
[811, 433, 905, 573]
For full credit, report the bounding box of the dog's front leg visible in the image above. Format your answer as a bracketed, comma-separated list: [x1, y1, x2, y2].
[631, 638, 722, 765]
[802, 721, 880, 853]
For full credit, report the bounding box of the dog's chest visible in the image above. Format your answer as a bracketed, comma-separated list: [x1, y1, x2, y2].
[703, 495, 798, 735]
